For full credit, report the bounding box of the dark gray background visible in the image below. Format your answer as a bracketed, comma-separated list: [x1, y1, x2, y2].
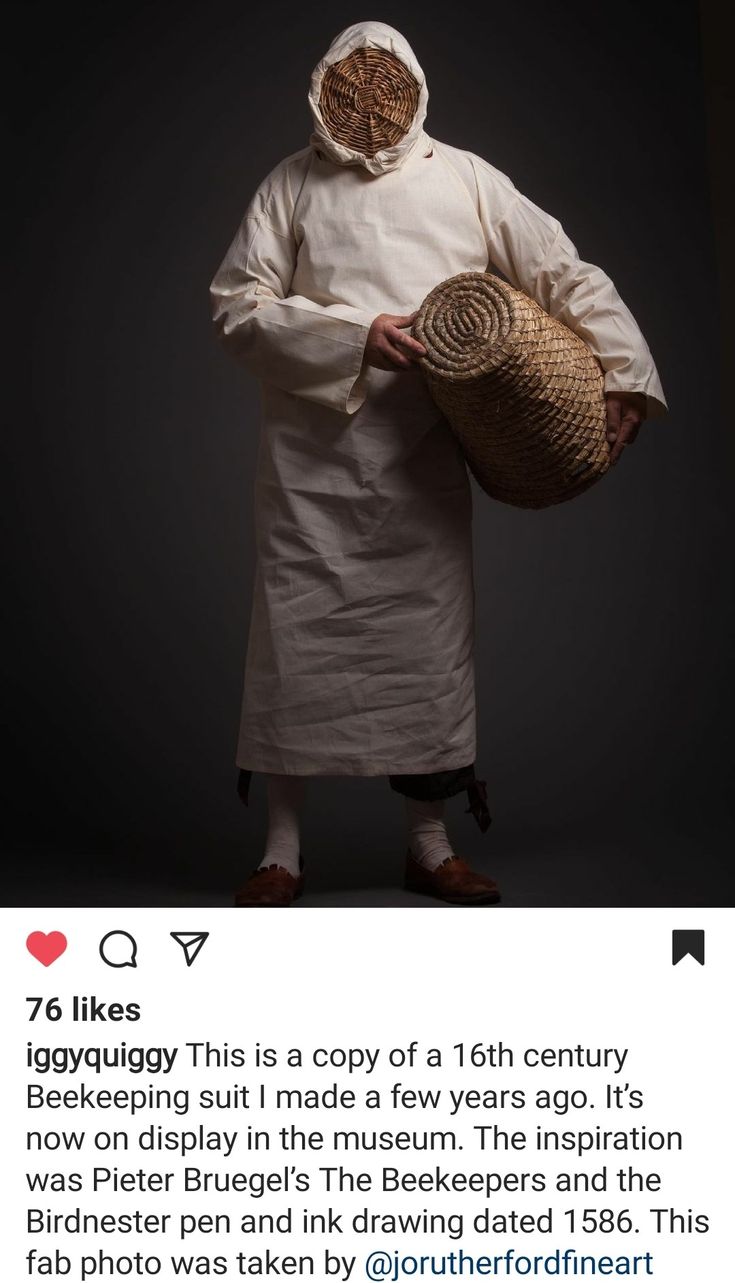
[6, 0, 733, 906]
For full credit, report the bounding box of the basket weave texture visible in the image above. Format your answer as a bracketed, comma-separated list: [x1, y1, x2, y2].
[413, 272, 610, 509]
[319, 48, 420, 158]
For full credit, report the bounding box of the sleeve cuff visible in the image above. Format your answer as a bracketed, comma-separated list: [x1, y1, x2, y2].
[603, 371, 668, 421]
[331, 314, 374, 414]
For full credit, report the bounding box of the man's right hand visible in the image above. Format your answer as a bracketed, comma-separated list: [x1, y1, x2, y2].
[365, 311, 427, 371]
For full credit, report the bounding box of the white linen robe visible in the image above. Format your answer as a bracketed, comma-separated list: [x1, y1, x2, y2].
[210, 21, 666, 779]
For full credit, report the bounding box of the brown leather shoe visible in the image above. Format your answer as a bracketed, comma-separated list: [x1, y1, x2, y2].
[234, 864, 304, 907]
[404, 850, 501, 905]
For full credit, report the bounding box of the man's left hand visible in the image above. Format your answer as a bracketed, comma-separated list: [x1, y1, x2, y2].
[605, 391, 647, 465]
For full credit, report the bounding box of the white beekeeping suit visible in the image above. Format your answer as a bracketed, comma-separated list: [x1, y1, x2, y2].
[210, 20, 666, 785]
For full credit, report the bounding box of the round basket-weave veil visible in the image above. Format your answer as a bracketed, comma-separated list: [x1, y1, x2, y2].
[413, 272, 611, 509]
[319, 48, 420, 157]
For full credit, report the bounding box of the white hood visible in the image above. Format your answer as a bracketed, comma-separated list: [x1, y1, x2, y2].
[308, 20, 430, 175]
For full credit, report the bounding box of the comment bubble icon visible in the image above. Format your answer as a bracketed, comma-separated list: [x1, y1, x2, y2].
[99, 930, 137, 968]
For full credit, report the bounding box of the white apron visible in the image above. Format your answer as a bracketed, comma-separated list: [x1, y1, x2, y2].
[210, 21, 666, 778]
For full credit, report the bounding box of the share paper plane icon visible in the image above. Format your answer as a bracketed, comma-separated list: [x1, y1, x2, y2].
[170, 932, 209, 967]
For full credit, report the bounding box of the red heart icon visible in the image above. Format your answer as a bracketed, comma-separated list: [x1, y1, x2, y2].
[26, 932, 67, 967]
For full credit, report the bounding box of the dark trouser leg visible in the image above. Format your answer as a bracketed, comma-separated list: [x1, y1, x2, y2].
[388, 764, 492, 832]
[394, 766, 500, 904]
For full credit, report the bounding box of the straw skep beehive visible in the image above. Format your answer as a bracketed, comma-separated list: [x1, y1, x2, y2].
[319, 48, 420, 158]
[413, 272, 611, 509]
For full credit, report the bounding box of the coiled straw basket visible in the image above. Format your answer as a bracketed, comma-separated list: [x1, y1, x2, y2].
[319, 48, 420, 157]
[413, 272, 610, 509]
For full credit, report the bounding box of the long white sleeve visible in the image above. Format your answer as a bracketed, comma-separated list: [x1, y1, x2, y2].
[468, 153, 667, 418]
[210, 154, 375, 414]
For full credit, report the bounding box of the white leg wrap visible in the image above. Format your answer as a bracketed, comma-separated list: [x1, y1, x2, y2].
[405, 796, 456, 871]
[258, 774, 307, 876]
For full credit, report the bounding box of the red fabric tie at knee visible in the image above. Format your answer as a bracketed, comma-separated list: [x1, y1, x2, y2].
[465, 779, 492, 833]
[237, 769, 253, 806]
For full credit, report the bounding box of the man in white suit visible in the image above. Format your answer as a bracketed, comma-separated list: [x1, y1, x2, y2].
[210, 20, 665, 906]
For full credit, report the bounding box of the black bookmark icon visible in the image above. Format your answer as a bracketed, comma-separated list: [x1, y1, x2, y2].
[672, 930, 705, 966]
[170, 932, 209, 967]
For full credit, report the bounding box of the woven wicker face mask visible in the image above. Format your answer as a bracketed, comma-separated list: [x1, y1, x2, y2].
[319, 47, 421, 158]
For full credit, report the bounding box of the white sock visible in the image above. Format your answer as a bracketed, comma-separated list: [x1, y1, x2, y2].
[405, 796, 456, 871]
[258, 774, 307, 877]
